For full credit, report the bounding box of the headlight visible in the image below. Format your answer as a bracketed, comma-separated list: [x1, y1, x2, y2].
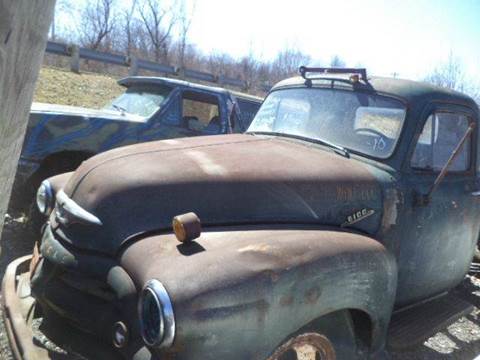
[36, 180, 54, 215]
[139, 279, 175, 348]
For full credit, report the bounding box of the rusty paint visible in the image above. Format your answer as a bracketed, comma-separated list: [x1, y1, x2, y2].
[192, 299, 269, 322]
[304, 287, 321, 304]
[336, 185, 377, 202]
[119, 226, 395, 358]
[380, 188, 401, 232]
[59, 133, 381, 256]
[279, 295, 294, 307]
[266, 332, 336, 360]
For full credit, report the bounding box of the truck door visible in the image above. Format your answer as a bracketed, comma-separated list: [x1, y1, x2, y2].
[396, 104, 480, 306]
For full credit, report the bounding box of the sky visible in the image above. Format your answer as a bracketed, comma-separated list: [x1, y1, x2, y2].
[57, 0, 480, 83]
[185, 0, 480, 82]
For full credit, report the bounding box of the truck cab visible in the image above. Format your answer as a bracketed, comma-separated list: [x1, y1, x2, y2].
[3, 68, 480, 360]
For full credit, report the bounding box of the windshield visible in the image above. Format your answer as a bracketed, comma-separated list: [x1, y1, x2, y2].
[104, 85, 172, 118]
[248, 88, 407, 158]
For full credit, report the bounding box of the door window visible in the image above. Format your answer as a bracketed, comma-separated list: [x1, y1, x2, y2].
[411, 112, 471, 171]
[182, 91, 222, 134]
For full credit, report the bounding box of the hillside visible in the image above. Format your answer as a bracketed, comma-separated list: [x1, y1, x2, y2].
[33, 67, 124, 109]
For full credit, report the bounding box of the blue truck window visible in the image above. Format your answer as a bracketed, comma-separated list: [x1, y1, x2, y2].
[104, 85, 172, 118]
[182, 91, 222, 135]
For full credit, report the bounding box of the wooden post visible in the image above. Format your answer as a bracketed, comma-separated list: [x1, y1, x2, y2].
[0, 0, 56, 233]
[128, 55, 139, 76]
[177, 67, 186, 80]
[70, 44, 80, 73]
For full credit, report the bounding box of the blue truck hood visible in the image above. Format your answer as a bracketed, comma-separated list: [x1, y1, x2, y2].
[22, 103, 150, 160]
[30, 102, 145, 122]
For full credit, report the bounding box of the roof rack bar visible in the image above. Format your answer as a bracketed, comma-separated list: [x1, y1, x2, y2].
[299, 66, 367, 81]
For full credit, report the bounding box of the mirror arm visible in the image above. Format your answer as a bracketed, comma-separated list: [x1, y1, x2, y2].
[415, 123, 475, 206]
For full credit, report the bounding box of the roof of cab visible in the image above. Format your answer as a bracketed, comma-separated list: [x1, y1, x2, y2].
[272, 75, 478, 111]
[118, 76, 263, 103]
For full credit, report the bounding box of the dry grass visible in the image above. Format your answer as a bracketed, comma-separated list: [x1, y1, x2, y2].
[33, 66, 124, 109]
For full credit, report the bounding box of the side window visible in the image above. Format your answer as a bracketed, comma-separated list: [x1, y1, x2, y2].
[411, 112, 471, 171]
[182, 91, 221, 134]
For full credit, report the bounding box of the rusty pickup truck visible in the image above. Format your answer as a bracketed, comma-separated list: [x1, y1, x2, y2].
[2, 67, 479, 359]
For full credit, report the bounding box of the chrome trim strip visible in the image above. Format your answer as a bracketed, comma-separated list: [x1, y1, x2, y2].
[139, 279, 175, 348]
[55, 190, 102, 226]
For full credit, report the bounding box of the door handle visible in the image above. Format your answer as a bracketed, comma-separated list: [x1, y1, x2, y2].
[472, 191, 480, 196]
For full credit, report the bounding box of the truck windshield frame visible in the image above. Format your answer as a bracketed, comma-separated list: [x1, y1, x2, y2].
[247, 87, 407, 159]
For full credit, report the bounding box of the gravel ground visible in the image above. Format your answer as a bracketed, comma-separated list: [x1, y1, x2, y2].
[1, 216, 480, 359]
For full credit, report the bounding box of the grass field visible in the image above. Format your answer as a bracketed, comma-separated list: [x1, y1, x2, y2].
[33, 67, 124, 109]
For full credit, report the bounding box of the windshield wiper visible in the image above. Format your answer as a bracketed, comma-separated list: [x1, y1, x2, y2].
[249, 131, 349, 157]
[112, 104, 127, 115]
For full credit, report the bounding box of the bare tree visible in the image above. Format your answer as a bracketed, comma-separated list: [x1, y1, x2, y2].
[270, 48, 311, 83]
[139, 0, 176, 62]
[329, 55, 346, 68]
[239, 50, 260, 91]
[207, 52, 235, 76]
[121, 0, 139, 56]
[176, 0, 195, 67]
[79, 0, 117, 50]
[424, 51, 480, 104]
[180, 43, 203, 69]
[424, 52, 466, 91]
[0, 0, 55, 232]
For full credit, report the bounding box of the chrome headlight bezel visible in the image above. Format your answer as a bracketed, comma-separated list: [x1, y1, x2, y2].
[36, 180, 54, 215]
[139, 279, 175, 348]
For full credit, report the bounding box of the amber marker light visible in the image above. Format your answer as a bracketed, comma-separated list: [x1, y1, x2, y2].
[172, 212, 201, 243]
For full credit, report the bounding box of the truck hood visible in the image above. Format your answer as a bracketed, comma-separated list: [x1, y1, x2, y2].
[59, 134, 384, 255]
[22, 103, 146, 160]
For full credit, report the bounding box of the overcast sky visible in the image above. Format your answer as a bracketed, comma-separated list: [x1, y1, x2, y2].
[57, 0, 480, 83]
[185, 0, 480, 81]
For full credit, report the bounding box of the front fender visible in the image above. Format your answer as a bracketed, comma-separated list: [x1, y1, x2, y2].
[121, 225, 397, 359]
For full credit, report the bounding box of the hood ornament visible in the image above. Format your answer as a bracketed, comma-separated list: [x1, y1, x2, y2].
[341, 208, 375, 228]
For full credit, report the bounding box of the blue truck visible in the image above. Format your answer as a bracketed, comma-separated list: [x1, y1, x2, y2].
[10, 76, 262, 211]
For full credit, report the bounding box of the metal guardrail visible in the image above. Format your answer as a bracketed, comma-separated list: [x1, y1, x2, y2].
[46, 41, 68, 56]
[136, 58, 176, 75]
[79, 47, 126, 66]
[44, 40, 262, 91]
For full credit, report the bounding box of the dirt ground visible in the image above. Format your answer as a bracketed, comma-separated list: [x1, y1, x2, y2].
[1, 216, 480, 360]
[34, 66, 123, 109]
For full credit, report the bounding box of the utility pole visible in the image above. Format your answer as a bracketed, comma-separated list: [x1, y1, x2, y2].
[0, 0, 56, 233]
